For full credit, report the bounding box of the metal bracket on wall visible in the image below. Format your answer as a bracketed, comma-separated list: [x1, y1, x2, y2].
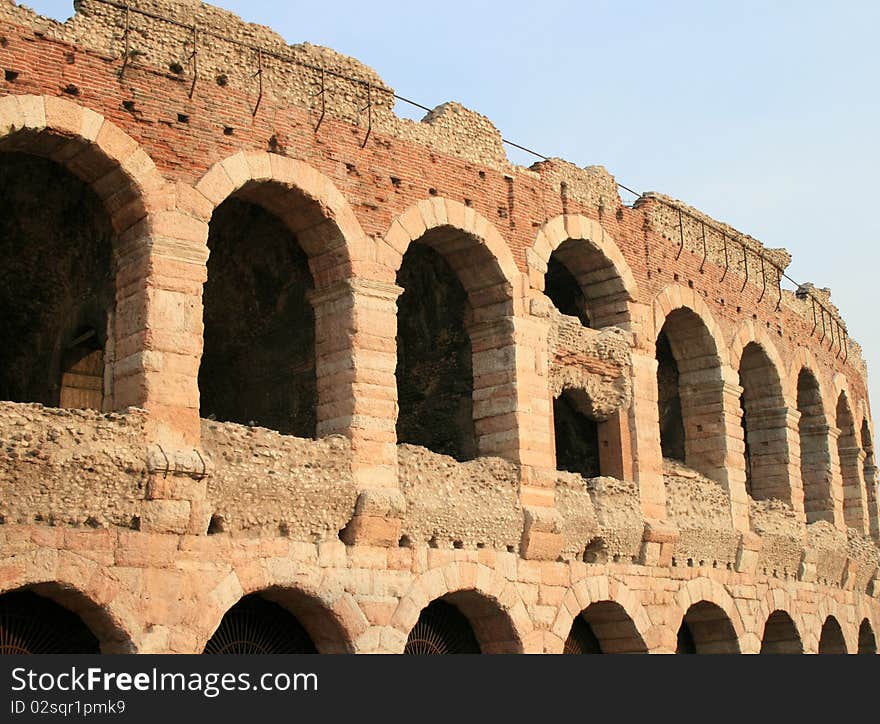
[119, 1, 131, 79]
[741, 243, 749, 292]
[699, 221, 708, 273]
[252, 48, 263, 116]
[721, 233, 730, 282]
[311, 66, 327, 132]
[758, 255, 767, 304]
[359, 82, 373, 148]
[188, 24, 198, 98]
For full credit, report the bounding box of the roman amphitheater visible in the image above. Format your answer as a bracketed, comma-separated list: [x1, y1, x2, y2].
[0, 0, 876, 655]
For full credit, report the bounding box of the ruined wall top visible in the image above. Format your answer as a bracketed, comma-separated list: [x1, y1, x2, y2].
[0, 0, 867, 376]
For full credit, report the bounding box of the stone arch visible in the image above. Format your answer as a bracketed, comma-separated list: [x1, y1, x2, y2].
[0, 95, 177, 418]
[858, 618, 877, 654]
[383, 199, 525, 460]
[0, 576, 135, 654]
[805, 598, 856, 654]
[759, 611, 803, 654]
[672, 578, 744, 654]
[652, 285, 731, 488]
[193, 153, 375, 438]
[835, 389, 868, 533]
[749, 587, 806, 654]
[199, 567, 359, 654]
[390, 563, 531, 654]
[730, 322, 794, 505]
[652, 285, 730, 367]
[818, 615, 848, 654]
[549, 576, 654, 654]
[529, 214, 638, 328]
[194, 152, 373, 282]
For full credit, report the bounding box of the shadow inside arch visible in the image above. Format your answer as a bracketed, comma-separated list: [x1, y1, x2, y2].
[0, 582, 134, 654]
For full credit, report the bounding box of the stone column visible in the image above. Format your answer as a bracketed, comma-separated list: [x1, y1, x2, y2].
[627, 352, 666, 521]
[717, 370, 750, 532]
[114, 235, 210, 534]
[310, 278, 404, 546]
[469, 313, 559, 560]
[826, 426, 847, 531]
[865, 462, 880, 541]
[840, 447, 868, 534]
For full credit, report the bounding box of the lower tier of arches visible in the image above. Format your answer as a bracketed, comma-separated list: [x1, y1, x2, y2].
[1, 525, 877, 655]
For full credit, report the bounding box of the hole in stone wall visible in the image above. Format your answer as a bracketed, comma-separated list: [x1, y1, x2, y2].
[858, 619, 877, 654]
[396, 241, 476, 461]
[207, 515, 225, 535]
[169, 62, 184, 74]
[122, 100, 135, 112]
[656, 331, 685, 461]
[62, 84, 79, 96]
[545, 254, 590, 327]
[564, 602, 648, 654]
[404, 599, 481, 655]
[818, 616, 847, 654]
[216, 74, 228, 86]
[200, 197, 316, 437]
[177, 113, 189, 124]
[677, 601, 740, 654]
[390, 176, 401, 187]
[739, 343, 787, 501]
[4, 69, 18, 81]
[836, 392, 864, 531]
[554, 390, 601, 479]
[0, 153, 114, 409]
[797, 369, 833, 524]
[223, 126, 234, 136]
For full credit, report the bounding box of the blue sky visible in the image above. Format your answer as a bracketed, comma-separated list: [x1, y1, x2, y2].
[22, 0, 880, 418]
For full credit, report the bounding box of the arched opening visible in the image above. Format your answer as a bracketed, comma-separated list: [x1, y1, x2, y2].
[546, 253, 590, 326]
[563, 601, 648, 654]
[404, 591, 521, 654]
[738, 343, 788, 501]
[655, 309, 725, 481]
[543, 237, 631, 329]
[204, 594, 316, 654]
[0, 589, 101, 654]
[0, 152, 115, 410]
[759, 610, 803, 654]
[836, 393, 866, 532]
[797, 369, 835, 523]
[396, 226, 513, 461]
[858, 619, 876, 654]
[676, 601, 740, 654]
[656, 330, 685, 461]
[200, 195, 316, 437]
[861, 419, 878, 539]
[818, 616, 847, 654]
[553, 389, 601, 479]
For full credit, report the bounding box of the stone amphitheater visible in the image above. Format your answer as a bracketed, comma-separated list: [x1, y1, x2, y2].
[0, 0, 876, 654]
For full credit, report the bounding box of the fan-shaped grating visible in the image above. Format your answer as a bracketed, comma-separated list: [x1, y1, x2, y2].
[203, 595, 318, 654]
[0, 591, 100, 654]
[404, 599, 481, 654]
[563, 616, 602, 654]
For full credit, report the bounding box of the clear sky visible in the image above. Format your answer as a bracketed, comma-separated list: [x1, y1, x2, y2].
[22, 0, 880, 419]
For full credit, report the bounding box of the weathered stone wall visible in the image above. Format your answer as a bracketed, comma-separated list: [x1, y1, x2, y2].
[397, 444, 522, 551]
[0, 0, 877, 655]
[0, 402, 147, 528]
[201, 419, 356, 540]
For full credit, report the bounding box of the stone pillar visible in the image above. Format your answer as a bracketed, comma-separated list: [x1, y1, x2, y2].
[826, 426, 847, 531]
[310, 278, 404, 546]
[800, 422, 842, 528]
[469, 313, 560, 560]
[741, 405, 803, 513]
[627, 352, 666, 521]
[114, 235, 209, 534]
[598, 411, 634, 481]
[840, 447, 869, 534]
[717, 371, 750, 532]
